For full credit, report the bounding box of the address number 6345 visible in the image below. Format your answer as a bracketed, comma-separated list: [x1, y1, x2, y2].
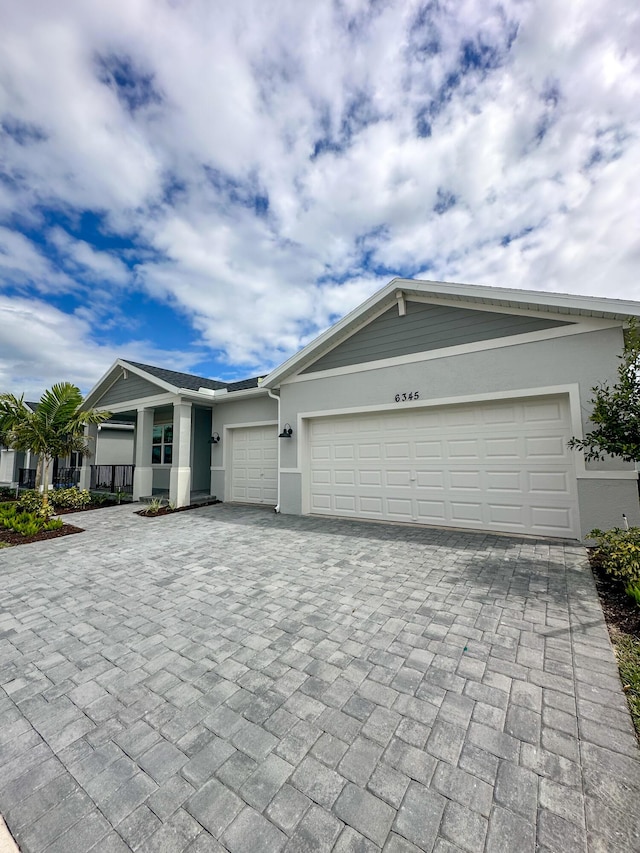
[394, 391, 420, 402]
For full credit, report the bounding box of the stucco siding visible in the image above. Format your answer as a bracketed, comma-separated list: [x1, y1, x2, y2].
[98, 373, 165, 407]
[578, 479, 640, 536]
[302, 301, 572, 374]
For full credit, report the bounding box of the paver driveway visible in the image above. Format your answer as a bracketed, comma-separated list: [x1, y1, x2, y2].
[1, 504, 639, 853]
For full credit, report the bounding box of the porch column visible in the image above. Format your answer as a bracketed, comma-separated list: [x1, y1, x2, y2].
[78, 424, 98, 490]
[170, 401, 192, 508]
[133, 407, 154, 500]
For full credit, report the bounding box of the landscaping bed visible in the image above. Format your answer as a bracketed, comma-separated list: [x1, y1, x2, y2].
[590, 550, 640, 739]
[0, 523, 83, 547]
[137, 499, 219, 517]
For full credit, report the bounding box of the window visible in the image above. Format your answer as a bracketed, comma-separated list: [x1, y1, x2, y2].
[69, 452, 83, 468]
[152, 424, 173, 464]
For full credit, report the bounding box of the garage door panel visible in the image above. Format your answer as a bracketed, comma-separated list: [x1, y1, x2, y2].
[359, 444, 381, 459]
[525, 436, 567, 458]
[386, 470, 412, 487]
[416, 470, 444, 488]
[528, 471, 570, 493]
[416, 499, 446, 519]
[360, 496, 383, 513]
[485, 438, 520, 458]
[307, 395, 578, 537]
[531, 506, 573, 530]
[416, 441, 443, 459]
[359, 470, 382, 486]
[387, 498, 413, 516]
[450, 471, 481, 490]
[448, 439, 480, 459]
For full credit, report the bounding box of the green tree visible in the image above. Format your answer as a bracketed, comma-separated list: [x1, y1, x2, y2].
[568, 320, 640, 462]
[0, 382, 112, 510]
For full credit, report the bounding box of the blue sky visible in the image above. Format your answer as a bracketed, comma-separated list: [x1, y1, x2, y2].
[0, 0, 638, 397]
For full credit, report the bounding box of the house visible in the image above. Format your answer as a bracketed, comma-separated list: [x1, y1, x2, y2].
[83, 278, 640, 539]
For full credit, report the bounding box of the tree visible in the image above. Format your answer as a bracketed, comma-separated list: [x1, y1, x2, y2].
[0, 382, 112, 509]
[568, 320, 640, 462]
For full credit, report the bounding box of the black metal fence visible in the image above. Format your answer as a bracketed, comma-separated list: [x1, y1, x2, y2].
[18, 468, 36, 488]
[90, 464, 135, 494]
[18, 467, 81, 489]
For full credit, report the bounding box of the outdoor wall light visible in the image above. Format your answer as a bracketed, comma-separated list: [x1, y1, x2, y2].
[278, 423, 293, 438]
[209, 432, 221, 444]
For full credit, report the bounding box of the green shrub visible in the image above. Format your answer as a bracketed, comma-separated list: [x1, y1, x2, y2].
[589, 527, 640, 585]
[0, 502, 17, 519]
[88, 492, 111, 506]
[0, 486, 15, 500]
[17, 490, 57, 518]
[0, 506, 63, 536]
[626, 582, 640, 608]
[50, 487, 91, 509]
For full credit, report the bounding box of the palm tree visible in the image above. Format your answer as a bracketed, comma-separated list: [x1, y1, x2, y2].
[0, 383, 112, 510]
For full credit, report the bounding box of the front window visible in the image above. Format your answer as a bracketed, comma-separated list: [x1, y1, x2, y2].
[152, 424, 173, 464]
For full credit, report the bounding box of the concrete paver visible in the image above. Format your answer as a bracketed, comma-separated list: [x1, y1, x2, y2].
[0, 503, 639, 851]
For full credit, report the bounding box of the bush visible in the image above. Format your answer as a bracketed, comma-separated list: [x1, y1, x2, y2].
[0, 486, 15, 500]
[50, 487, 91, 509]
[626, 582, 640, 608]
[89, 491, 112, 506]
[17, 489, 57, 518]
[589, 527, 640, 585]
[0, 505, 63, 536]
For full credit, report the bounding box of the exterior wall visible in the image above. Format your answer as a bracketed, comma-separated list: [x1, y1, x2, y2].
[95, 429, 134, 465]
[278, 326, 639, 538]
[210, 394, 278, 500]
[98, 373, 164, 407]
[303, 301, 571, 373]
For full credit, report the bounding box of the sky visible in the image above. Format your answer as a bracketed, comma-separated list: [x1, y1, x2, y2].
[0, 0, 639, 398]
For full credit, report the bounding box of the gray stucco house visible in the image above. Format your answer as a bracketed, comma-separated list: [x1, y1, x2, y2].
[82, 278, 640, 540]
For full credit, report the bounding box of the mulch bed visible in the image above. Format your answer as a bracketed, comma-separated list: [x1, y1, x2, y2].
[0, 524, 83, 547]
[591, 555, 640, 641]
[136, 499, 220, 518]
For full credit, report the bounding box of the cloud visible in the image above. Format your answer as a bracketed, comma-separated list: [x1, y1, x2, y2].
[0, 0, 638, 393]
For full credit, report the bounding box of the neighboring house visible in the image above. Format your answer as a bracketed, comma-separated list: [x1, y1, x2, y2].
[0, 400, 39, 486]
[81, 278, 640, 539]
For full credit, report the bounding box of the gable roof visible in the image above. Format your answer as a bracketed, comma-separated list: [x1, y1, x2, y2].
[263, 278, 640, 387]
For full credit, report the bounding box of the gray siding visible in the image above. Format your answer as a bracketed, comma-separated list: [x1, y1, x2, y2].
[302, 301, 572, 373]
[191, 407, 213, 492]
[98, 374, 165, 407]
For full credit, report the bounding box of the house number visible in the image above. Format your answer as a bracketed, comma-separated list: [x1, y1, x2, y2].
[394, 391, 420, 402]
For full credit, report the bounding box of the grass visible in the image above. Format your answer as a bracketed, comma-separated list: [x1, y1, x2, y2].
[615, 633, 640, 736]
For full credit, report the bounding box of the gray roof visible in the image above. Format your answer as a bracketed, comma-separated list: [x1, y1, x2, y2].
[126, 362, 262, 394]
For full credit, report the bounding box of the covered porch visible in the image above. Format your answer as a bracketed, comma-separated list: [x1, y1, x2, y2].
[80, 399, 215, 508]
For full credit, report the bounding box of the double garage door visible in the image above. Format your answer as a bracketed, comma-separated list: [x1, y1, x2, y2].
[308, 395, 579, 538]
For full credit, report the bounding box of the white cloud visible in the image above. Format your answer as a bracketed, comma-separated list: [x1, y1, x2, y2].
[0, 0, 638, 393]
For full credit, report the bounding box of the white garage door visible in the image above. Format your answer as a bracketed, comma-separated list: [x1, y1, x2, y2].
[230, 426, 277, 505]
[308, 396, 579, 538]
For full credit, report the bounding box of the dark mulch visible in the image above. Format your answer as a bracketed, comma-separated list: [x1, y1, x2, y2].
[136, 499, 220, 518]
[591, 555, 640, 640]
[54, 502, 121, 514]
[0, 523, 84, 547]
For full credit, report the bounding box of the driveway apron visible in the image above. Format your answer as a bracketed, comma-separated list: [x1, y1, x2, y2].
[0, 504, 639, 852]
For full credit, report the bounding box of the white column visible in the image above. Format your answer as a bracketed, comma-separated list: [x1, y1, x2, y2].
[78, 424, 98, 490]
[170, 401, 192, 507]
[133, 407, 154, 500]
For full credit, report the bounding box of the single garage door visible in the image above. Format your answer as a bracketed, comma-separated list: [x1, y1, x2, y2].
[308, 396, 579, 538]
[230, 426, 277, 505]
